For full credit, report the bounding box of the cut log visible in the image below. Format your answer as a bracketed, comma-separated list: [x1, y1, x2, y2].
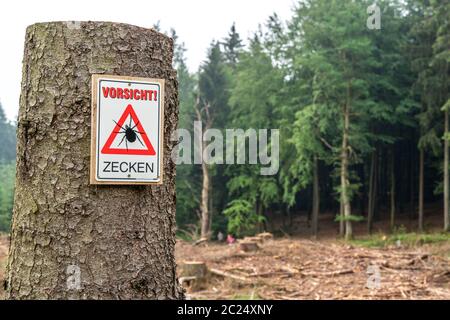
[257, 232, 274, 241]
[244, 236, 264, 244]
[239, 241, 260, 252]
[209, 268, 250, 283]
[299, 269, 354, 277]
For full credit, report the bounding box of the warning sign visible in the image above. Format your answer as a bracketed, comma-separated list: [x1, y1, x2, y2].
[90, 75, 164, 184]
[101, 104, 156, 156]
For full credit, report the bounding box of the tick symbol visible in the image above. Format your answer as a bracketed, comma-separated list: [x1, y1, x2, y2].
[113, 116, 145, 151]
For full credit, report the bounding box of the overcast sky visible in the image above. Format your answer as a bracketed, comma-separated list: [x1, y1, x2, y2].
[0, 0, 295, 121]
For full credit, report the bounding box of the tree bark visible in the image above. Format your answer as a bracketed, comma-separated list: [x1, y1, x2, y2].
[341, 99, 352, 240]
[444, 108, 449, 231]
[418, 148, 424, 232]
[311, 156, 320, 238]
[6, 22, 183, 299]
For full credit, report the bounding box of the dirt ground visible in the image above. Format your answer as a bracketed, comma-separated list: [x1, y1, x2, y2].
[173, 210, 450, 300]
[176, 238, 450, 300]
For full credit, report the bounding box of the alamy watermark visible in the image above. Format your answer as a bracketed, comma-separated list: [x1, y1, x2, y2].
[66, 264, 81, 291]
[171, 122, 280, 176]
[366, 265, 381, 290]
[367, 3, 381, 30]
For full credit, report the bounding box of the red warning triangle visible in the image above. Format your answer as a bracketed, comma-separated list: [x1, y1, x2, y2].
[101, 104, 156, 155]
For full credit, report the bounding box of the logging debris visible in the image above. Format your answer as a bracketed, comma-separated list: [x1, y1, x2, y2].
[176, 237, 450, 300]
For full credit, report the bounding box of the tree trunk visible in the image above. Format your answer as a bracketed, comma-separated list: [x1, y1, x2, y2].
[287, 205, 292, 231]
[444, 108, 449, 231]
[372, 155, 378, 225]
[390, 148, 396, 230]
[194, 98, 212, 240]
[339, 198, 345, 237]
[258, 200, 269, 232]
[341, 101, 352, 240]
[367, 150, 376, 234]
[6, 22, 183, 299]
[311, 156, 320, 238]
[418, 148, 424, 232]
[409, 141, 415, 220]
[200, 159, 210, 239]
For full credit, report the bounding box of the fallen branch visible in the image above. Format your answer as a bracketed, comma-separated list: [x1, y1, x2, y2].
[247, 266, 300, 278]
[193, 238, 208, 246]
[209, 268, 251, 283]
[248, 271, 291, 278]
[299, 269, 354, 277]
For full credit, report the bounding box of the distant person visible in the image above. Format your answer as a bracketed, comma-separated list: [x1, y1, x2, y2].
[226, 234, 236, 245]
[217, 231, 224, 242]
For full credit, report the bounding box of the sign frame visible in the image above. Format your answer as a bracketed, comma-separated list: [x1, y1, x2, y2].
[90, 74, 165, 185]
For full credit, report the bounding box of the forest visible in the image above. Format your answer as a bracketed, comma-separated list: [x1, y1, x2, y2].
[171, 0, 450, 241]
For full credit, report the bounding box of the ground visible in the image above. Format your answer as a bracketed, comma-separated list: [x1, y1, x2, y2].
[175, 236, 450, 300]
[175, 211, 450, 300]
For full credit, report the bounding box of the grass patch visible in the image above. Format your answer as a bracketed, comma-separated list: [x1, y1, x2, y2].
[350, 232, 450, 248]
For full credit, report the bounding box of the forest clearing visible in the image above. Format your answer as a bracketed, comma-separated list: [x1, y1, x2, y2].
[176, 240, 450, 300]
[174, 212, 450, 300]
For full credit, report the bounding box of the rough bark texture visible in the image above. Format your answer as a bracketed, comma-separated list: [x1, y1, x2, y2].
[6, 21, 184, 299]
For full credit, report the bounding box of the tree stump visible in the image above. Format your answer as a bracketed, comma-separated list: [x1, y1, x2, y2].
[180, 261, 208, 279]
[6, 21, 183, 299]
[257, 232, 274, 241]
[239, 241, 260, 252]
[179, 261, 208, 291]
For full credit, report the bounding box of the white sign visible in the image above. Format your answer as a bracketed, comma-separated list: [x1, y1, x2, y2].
[90, 75, 164, 184]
